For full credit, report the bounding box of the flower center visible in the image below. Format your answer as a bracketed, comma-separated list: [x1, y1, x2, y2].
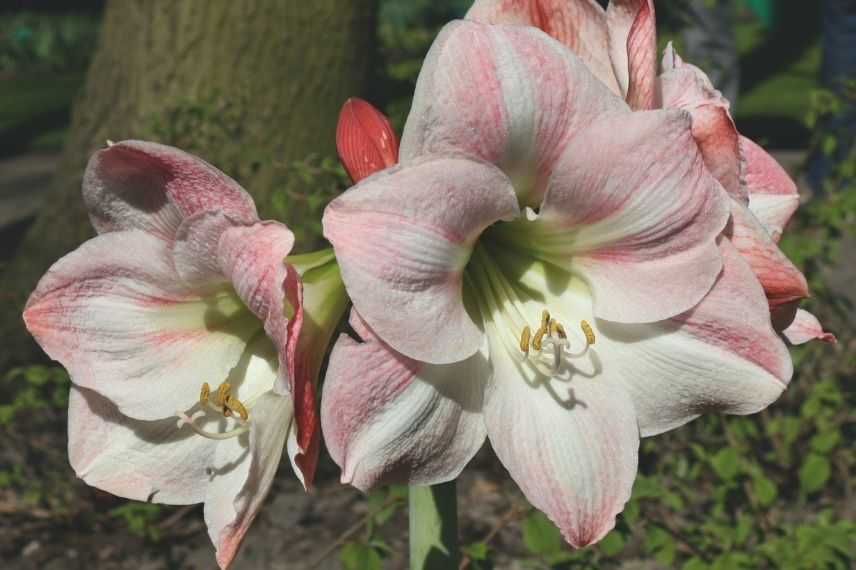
[465, 242, 597, 384]
[518, 308, 595, 377]
[175, 381, 252, 440]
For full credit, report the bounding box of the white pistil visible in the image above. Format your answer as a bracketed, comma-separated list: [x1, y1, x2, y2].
[175, 381, 253, 440]
[176, 411, 251, 440]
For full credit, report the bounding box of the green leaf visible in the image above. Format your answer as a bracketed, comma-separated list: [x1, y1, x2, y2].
[799, 454, 831, 494]
[24, 366, 51, 386]
[734, 513, 753, 545]
[630, 475, 662, 500]
[780, 417, 801, 447]
[462, 542, 489, 561]
[644, 527, 676, 566]
[710, 447, 741, 480]
[523, 511, 563, 556]
[340, 543, 382, 570]
[599, 530, 627, 556]
[622, 499, 640, 522]
[375, 502, 400, 525]
[751, 474, 778, 507]
[809, 430, 840, 454]
[682, 557, 708, 570]
[664, 491, 684, 510]
[821, 134, 838, 156]
[463, 545, 495, 570]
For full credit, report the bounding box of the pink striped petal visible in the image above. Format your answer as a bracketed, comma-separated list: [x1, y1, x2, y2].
[484, 328, 638, 547]
[83, 140, 258, 242]
[68, 386, 215, 505]
[782, 309, 837, 345]
[322, 156, 519, 364]
[607, 0, 657, 110]
[595, 240, 792, 435]
[400, 20, 624, 207]
[740, 136, 799, 242]
[321, 311, 488, 492]
[727, 200, 808, 329]
[465, 0, 620, 94]
[173, 211, 315, 483]
[658, 46, 745, 202]
[539, 109, 728, 323]
[23, 230, 260, 421]
[204, 392, 292, 569]
[173, 212, 297, 395]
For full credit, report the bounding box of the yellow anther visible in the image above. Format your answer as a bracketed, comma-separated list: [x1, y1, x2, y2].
[216, 382, 232, 406]
[540, 309, 550, 331]
[549, 319, 559, 335]
[556, 323, 567, 339]
[532, 327, 546, 351]
[519, 326, 531, 352]
[226, 394, 250, 421]
[199, 382, 211, 406]
[581, 320, 595, 345]
[222, 406, 233, 418]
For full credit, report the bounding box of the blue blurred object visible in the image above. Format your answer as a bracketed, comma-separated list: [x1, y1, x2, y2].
[12, 25, 33, 43]
[819, 0, 856, 89]
[808, 0, 856, 194]
[745, 0, 801, 31]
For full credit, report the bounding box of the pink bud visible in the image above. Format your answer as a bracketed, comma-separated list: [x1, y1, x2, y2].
[336, 98, 399, 183]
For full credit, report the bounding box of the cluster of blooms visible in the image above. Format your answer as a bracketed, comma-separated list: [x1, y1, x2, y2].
[23, 0, 833, 566]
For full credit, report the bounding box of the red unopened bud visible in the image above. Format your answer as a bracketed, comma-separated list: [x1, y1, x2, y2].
[336, 97, 399, 183]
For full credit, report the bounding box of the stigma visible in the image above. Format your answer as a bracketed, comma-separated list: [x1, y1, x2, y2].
[176, 381, 252, 440]
[518, 309, 594, 376]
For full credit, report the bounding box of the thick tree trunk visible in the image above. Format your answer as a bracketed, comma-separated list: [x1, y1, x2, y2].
[1, 0, 378, 367]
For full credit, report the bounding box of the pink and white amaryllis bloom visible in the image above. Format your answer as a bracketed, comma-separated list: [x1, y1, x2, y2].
[23, 141, 318, 569]
[466, 0, 834, 344]
[321, 21, 793, 547]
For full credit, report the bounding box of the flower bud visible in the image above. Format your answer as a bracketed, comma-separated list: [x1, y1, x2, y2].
[336, 97, 399, 183]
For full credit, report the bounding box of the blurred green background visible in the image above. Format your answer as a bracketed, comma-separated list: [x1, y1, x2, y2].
[0, 1, 853, 569]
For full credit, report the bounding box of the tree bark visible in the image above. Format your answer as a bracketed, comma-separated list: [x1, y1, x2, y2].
[1, 0, 378, 367]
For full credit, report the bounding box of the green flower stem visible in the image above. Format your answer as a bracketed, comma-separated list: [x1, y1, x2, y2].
[409, 481, 459, 570]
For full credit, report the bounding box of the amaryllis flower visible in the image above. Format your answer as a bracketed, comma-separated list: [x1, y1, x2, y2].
[23, 141, 319, 568]
[466, 0, 834, 344]
[321, 21, 793, 547]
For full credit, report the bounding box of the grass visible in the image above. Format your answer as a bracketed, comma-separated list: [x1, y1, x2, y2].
[0, 72, 84, 158]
